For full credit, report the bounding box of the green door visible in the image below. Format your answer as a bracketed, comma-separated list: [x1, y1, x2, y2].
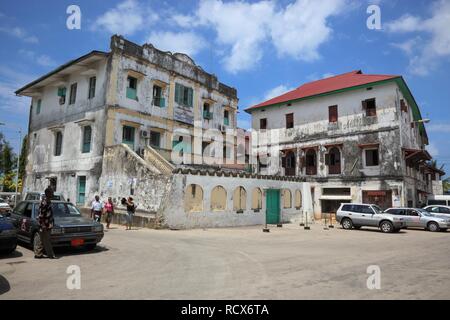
[266, 189, 280, 224]
[77, 176, 86, 204]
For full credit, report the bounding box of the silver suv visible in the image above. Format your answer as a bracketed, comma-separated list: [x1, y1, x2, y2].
[336, 203, 404, 233]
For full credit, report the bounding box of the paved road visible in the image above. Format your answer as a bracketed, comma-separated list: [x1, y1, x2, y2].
[1, 223, 450, 299]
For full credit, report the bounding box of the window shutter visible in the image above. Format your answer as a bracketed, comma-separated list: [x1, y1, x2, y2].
[175, 83, 180, 104]
[325, 153, 330, 165]
[188, 88, 193, 107]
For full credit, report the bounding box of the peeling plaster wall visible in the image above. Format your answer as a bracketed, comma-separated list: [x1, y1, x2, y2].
[162, 173, 312, 229]
[98, 145, 172, 213]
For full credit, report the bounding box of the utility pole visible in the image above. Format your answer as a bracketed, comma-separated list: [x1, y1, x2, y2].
[15, 129, 22, 207]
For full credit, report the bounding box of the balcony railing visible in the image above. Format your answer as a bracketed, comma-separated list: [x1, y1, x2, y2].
[126, 87, 137, 100]
[203, 111, 213, 120]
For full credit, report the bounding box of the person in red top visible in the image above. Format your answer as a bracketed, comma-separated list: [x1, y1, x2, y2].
[104, 197, 114, 229]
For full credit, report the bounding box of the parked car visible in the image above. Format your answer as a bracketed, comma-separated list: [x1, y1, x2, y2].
[24, 192, 66, 202]
[0, 213, 17, 254]
[8, 200, 103, 252]
[0, 199, 11, 213]
[423, 205, 450, 216]
[336, 203, 404, 233]
[384, 207, 450, 232]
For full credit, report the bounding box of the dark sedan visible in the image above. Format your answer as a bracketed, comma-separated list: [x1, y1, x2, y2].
[8, 201, 104, 252]
[0, 213, 17, 254]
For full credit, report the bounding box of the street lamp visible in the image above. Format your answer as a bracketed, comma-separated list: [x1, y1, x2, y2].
[412, 119, 430, 124]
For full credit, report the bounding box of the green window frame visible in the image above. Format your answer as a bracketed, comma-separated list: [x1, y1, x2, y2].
[88, 76, 96, 99]
[175, 83, 193, 107]
[224, 110, 230, 126]
[126, 76, 138, 100]
[36, 99, 41, 115]
[82, 126, 92, 153]
[122, 126, 135, 149]
[77, 176, 86, 204]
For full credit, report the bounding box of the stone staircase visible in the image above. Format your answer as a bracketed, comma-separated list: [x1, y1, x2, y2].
[143, 145, 175, 175]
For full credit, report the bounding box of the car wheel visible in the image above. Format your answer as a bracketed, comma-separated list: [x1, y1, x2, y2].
[33, 232, 41, 252]
[428, 222, 440, 232]
[380, 221, 394, 233]
[85, 244, 97, 251]
[341, 218, 353, 230]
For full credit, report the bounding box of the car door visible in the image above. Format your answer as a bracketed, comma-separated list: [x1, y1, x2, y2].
[407, 209, 422, 228]
[438, 207, 450, 216]
[18, 203, 34, 241]
[347, 205, 364, 225]
[9, 202, 28, 241]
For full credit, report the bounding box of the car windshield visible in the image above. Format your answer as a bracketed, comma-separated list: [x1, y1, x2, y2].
[372, 205, 383, 214]
[51, 203, 81, 217]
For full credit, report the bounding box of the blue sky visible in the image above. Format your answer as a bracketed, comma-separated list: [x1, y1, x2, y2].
[0, 0, 449, 173]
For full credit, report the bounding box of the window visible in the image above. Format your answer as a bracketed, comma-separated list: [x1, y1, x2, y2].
[127, 76, 138, 100]
[77, 176, 86, 204]
[122, 126, 135, 149]
[439, 207, 450, 214]
[175, 83, 193, 107]
[224, 110, 230, 126]
[305, 149, 317, 175]
[363, 98, 376, 116]
[184, 184, 203, 213]
[54, 132, 63, 156]
[69, 83, 77, 105]
[260, 118, 267, 130]
[329, 105, 338, 123]
[57, 87, 66, 105]
[203, 103, 212, 120]
[286, 113, 294, 129]
[23, 203, 33, 218]
[36, 99, 41, 115]
[153, 85, 164, 107]
[88, 77, 96, 99]
[82, 126, 92, 153]
[150, 131, 161, 148]
[326, 147, 341, 174]
[365, 148, 379, 166]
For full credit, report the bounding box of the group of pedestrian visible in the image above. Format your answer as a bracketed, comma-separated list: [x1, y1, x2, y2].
[91, 195, 136, 230]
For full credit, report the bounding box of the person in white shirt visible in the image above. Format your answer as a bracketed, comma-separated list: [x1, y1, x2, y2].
[91, 195, 103, 222]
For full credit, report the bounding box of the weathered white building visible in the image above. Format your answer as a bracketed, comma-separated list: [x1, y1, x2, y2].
[246, 70, 444, 218]
[16, 35, 239, 205]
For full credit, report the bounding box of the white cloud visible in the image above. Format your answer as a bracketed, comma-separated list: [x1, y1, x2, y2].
[19, 50, 57, 68]
[386, 0, 450, 75]
[264, 85, 295, 100]
[147, 31, 206, 57]
[391, 37, 421, 56]
[92, 0, 158, 36]
[174, 0, 346, 73]
[0, 26, 38, 43]
[427, 123, 450, 133]
[427, 142, 440, 157]
[270, 0, 345, 61]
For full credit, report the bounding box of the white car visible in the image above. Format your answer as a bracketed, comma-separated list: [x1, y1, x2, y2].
[0, 200, 11, 213]
[423, 205, 450, 216]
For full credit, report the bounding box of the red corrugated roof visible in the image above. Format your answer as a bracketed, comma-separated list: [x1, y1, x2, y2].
[246, 70, 400, 112]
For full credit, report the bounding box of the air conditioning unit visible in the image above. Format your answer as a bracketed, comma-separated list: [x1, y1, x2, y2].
[140, 130, 149, 138]
[219, 125, 225, 132]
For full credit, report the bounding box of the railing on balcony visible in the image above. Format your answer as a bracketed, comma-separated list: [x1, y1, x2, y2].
[203, 110, 213, 120]
[126, 87, 137, 100]
[153, 96, 165, 107]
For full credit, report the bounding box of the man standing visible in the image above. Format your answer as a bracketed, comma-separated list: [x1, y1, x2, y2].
[35, 187, 57, 259]
[91, 195, 103, 222]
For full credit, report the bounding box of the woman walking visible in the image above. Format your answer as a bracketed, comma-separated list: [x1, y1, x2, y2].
[104, 197, 114, 229]
[125, 197, 136, 230]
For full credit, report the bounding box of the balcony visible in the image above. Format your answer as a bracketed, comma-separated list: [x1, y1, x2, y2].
[153, 97, 165, 108]
[203, 110, 213, 120]
[126, 87, 137, 100]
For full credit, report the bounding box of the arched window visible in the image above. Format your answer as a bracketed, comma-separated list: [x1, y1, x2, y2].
[282, 189, 292, 208]
[233, 186, 247, 212]
[211, 186, 227, 211]
[184, 184, 203, 213]
[327, 147, 341, 174]
[252, 188, 262, 211]
[295, 190, 302, 209]
[305, 149, 317, 175]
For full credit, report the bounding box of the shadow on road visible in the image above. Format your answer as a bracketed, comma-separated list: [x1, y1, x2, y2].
[338, 227, 408, 234]
[0, 275, 11, 295]
[54, 245, 109, 257]
[0, 250, 23, 260]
